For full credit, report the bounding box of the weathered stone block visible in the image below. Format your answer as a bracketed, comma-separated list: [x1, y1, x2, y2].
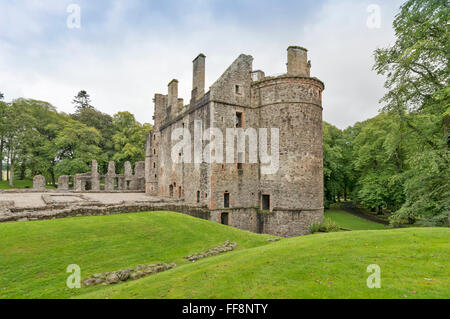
[58, 175, 70, 191]
[32, 175, 46, 191]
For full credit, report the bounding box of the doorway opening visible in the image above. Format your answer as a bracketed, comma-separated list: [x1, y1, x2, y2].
[220, 212, 229, 225]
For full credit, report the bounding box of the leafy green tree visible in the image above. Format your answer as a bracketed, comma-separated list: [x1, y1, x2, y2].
[373, 0, 449, 225]
[3, 99, 36, 187]
[352, 114, 409, 214]
[19, 99, 66, 185]
[54, 119, 102, 176]
[323, 122, 345, 207]
[71, 107, 114, 174]
[111, 111, 152, 171]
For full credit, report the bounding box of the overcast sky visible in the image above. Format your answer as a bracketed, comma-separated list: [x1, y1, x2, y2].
[0, 0, 405, 129]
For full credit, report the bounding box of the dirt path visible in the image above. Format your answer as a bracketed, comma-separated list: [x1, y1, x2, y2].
[341, 202, 390, 226]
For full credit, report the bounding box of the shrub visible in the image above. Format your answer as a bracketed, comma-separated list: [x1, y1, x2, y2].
[310, 218, 340, 234]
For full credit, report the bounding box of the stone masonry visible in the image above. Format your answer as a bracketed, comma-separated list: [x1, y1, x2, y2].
[32, 175, 46, 191]
[31, 160, 146, 193]
[144, 45, 325, 237]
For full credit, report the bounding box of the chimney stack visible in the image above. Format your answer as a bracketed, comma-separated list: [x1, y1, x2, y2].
[168, 79, 178, 115]
[192, 53, 206, 101]
[287, 46, 311, 77]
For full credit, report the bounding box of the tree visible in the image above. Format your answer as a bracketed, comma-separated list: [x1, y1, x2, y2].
[352, 114, 410, 214]
[373, 0, 449, 225]
[323, 122, 345, 207]
[71, 107, 114, 174]
[3, 99, 36, 187]
[0, 92, 4, 100]
[0, 98, 7, 181]
[111, 111, 152, 171]
[54, 119, 102, 177]
[19, 99, 65, 185]
[72, 90, 93, 111]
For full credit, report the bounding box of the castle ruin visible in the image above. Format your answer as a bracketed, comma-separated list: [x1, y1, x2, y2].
[145, 46, 325, 237]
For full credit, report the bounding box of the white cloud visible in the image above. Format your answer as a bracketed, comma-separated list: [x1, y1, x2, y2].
[0, 0, 405, 129]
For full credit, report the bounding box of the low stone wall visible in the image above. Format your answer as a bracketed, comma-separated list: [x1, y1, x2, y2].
[185, 241, 237, 262]
[82, 262, 177, 287]
[0, 202, 210, 223]
[0, 198, 322, 237]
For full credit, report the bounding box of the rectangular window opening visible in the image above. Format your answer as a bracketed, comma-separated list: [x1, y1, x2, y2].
[236, 112, 243, 128]
[224, 192, 230, 208]
[262, 195, 270, 211]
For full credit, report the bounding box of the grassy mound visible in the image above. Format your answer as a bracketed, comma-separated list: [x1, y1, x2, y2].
[0, 211, 273, 299]
[79, 228, 449, 299]
[325, 209, 387, 230]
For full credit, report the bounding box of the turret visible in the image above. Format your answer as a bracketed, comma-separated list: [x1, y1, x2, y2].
[287, 46, 311, 77]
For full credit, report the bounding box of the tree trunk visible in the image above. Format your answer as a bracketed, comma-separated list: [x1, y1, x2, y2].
[0, 138, 3, 182]
[51, 170, 56, 187]
[9, 159, 14, 188]
[20, 162, 26, 180]
[6, 150, 10, 181]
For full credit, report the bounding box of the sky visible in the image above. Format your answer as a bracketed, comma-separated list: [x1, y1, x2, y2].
[0, 0, 405, 129]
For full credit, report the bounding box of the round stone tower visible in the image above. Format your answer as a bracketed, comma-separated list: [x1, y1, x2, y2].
[251, 46, 325, 235]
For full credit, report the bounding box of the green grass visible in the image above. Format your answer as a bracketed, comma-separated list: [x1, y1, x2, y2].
[0, 180, 56, 189]
[325, 209, 388, 230]
[80, 228, 449, 299]
[0, 211, 272, 299]
[0, 211, 448, 299]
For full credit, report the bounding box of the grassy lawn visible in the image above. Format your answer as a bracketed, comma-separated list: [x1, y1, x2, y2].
[0, 211, 448, 299]
[80, 227, 449, 299]
[0, 211, 272, 299]
[0, 180, 56, 190]
[325, 209, 388, 230]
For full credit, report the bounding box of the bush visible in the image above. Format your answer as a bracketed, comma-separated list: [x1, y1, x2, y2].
[310, 218, 341, 234]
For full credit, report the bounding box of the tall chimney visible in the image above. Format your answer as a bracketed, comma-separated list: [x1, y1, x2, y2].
[168, 79, 178, 116]
[192, 53, 206, 101]
[287, 46, 311, 77]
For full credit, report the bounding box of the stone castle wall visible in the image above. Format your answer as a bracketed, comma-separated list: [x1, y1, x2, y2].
[145, 46, 325, 237]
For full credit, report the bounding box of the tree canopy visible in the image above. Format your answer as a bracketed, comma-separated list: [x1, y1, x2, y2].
[0, 95, 152, 185]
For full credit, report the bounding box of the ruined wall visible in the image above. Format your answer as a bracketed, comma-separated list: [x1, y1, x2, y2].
[208, 54, 260, 210]
[260, 209, 323, 237]
[210, 208, 259, 233]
